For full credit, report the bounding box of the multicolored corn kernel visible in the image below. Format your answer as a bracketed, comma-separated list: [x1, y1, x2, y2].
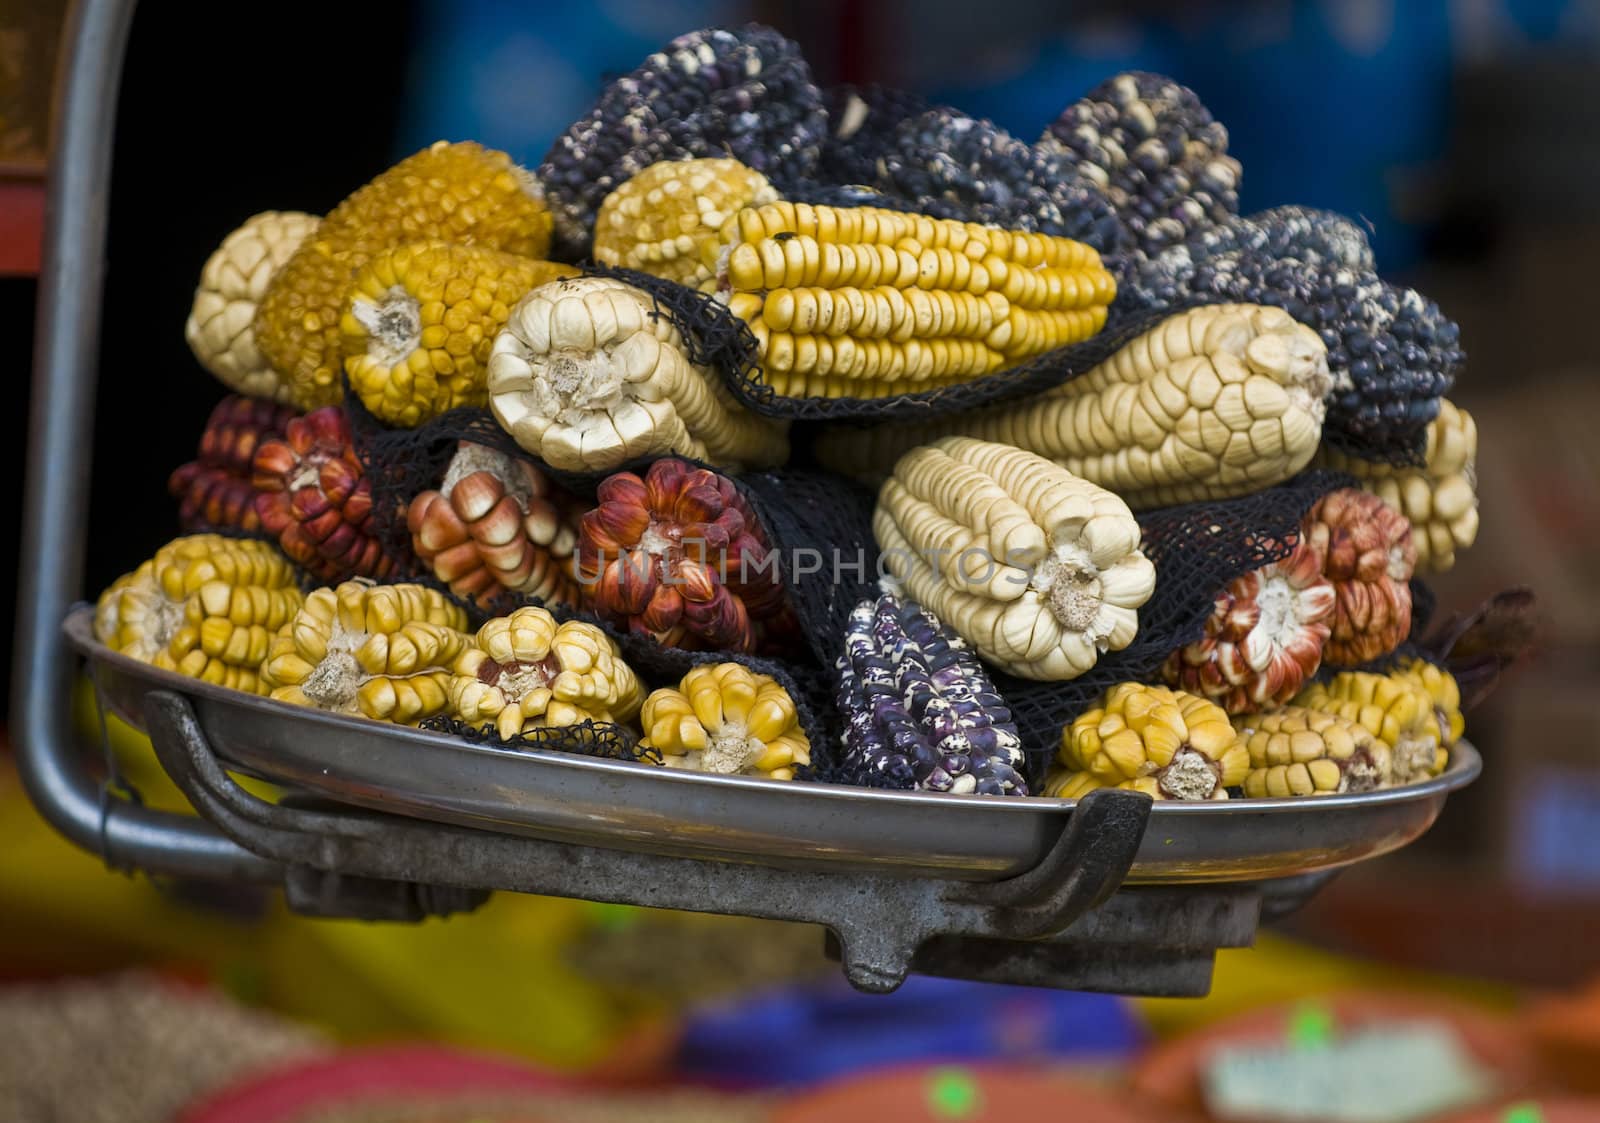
[1293, 670, 1452, 783]
[640, 662, 810, 779]
[1040, 71, 1242, 258]
[815, 304, 1332, 506]
[593, 158, 779, 289]
[406, 442, 579, 609]
[1162, 535, 1335, 714]
[1050, 682, 1249, 801]
[1232, 705, 1393, 797]
[712, 201, 1116, 399]
[1318, 399, 1479, 572]
[340, 243, 576, 427]
[1302, 488, 1416, 666]
[449, 606, 642, 740]
[251, 407, 400, 582]
[835, 592, 1028, 795]
[575, 458, 796, 654]
[487, 274, 787, 472]
[93, 534, 303, 695]
[255, 141, 554, 410]
[186, 211, 320, 403]
[537, 24, 826, 258]
[874, 437, 1156, 681]
[260, 580, 468, 723]
[168, 395, 299, 533]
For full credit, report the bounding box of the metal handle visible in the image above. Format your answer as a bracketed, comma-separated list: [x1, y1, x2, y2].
[11, 0, 277, 882]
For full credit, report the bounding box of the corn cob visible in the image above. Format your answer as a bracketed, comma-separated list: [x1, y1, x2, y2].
[1047, 683, 1249, 801]
[1231, 706, 1393, 797]
[1303, 489, 1416, 666]
[94, 535, 302, 695]
[874, 437, 1156, 680]
[261, 580, 468, 723]
[251, 407, 400, 582]
[1162, 536, 1335, 714]
[407, 442, 579, 609]
[168, 395, 298, 534]
[186, 211, 320, 403]
[487, 275, 787, 472]
[1293, 670, 1452, 783]
[339, 244, 576, 428]
[710, 201, 1116, 399]
[815, 304, 1332, 507]
[639, 663, 810, 779]
[1396, 657, 1466, 745]
[1317, 399, 1479, 572]
[575, 458, 796, 654]
[593, 158, 779, 289]
[256, 141, 554, 410]
[449, 607, 642, 740]
[835, 593, 1028, 795]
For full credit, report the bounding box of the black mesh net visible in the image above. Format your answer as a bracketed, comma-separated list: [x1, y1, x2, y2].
[417, 714, 659, 763]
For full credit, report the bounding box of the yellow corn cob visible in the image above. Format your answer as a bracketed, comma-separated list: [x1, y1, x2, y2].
[1395, 657, 1466, 744]
[256, 141, 554, 410]
[1231, 706, 1394, 797]
[260, 580, 469, 724]
[487, 274, 788, 472]
[340, 243, 577, 427]
[186, 211, 320, 403]
[1317, 399, 1479, 572]
[1048, 683, 1249, 801]
[94, 535, 303, 695]
[449, 606, 642, 740]
[640, 663, 810, 779]
[816, 304, 1333, 507]
[1293, 670, 1452, 784]
[593, 158, 780, 289]
[709, 201, 1116, 398]
[874, 437, 1156, 680]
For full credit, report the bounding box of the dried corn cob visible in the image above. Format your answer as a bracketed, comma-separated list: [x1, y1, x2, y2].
[256, 141, 553, 410]
[712, 201, 1116, 399]
[593, 158, 779, 289]
[252, 407, 400, 582]
[450, 606, 642, 740]
[816, 304, 1332, 507]
[261, 580, 468, 723]
[1293, 670, 1452, 783]
[874, 437, 1156, 680]
[340, 244, 576, 427]
[1304, 489, 1416, 666]
[835, 592, 1028, 794]
[640, 663, 810, 779]
[1163, 536, 1335, 714]
[575, 458, 795, 653]
[1048, 683, 1249, 801]
[1318, 399, 1479, 572]
[186, 211, 320, 402]
[407, 442, 579, 609]
[1396, 657, 1466, 745]
[168, 395, 298, 533]
[94, 535, 302, 695]
[1232, 706, 1393, 797]
[487, 275, 787, 472]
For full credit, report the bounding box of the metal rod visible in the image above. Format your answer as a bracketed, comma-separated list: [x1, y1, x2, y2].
[12, 0, 278, 882]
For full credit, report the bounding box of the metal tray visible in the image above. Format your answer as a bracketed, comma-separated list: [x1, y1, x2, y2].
[66, 606, 1479, 885]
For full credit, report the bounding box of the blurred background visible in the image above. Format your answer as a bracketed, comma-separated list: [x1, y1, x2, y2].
[4, 1, 1600, 1120]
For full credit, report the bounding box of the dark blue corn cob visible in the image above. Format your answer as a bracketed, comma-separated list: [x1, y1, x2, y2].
[1040, 71, 1242, 260]
[1120, 208, 1462, 463]
[816, 84, 931, 186]
[537, 25, 827, 259]
[834, 593, 1027, 796]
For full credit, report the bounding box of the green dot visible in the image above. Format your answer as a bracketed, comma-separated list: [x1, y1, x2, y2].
[589, 902, 639, 931]
[1502, 1104, 1546, 1123]
[927, 1067, 981, 1118]
[1286, 1002, 1336, 1049]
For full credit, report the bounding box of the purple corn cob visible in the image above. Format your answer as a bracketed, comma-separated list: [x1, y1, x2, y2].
[834, 592, 1027, 796]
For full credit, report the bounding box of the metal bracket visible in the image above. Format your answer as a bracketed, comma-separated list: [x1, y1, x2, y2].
[142, 690, 1257, 994]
